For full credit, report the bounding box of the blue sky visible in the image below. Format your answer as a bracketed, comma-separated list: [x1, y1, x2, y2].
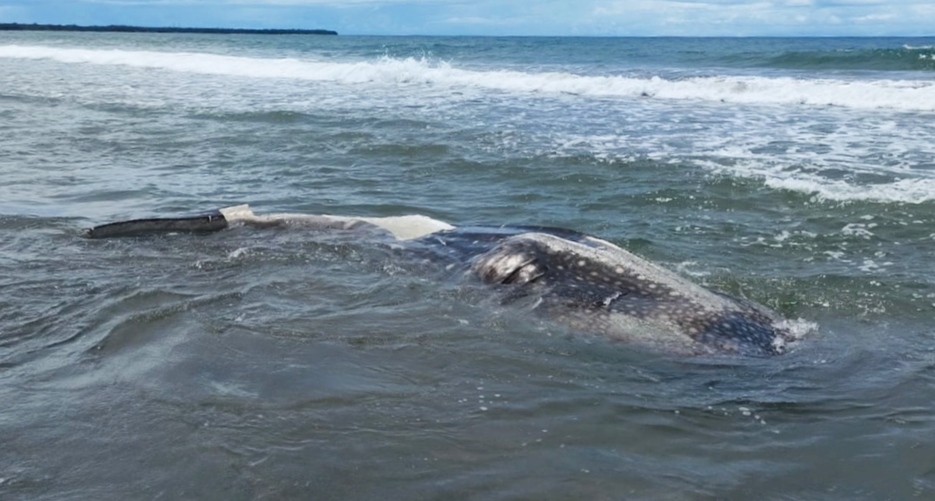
[1, 0, 933, 36]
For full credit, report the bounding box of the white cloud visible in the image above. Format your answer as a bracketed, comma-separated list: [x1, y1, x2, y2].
[443, 16, 518, 26]
[855, 13, 895, 21]
[581, 0, 935, 35]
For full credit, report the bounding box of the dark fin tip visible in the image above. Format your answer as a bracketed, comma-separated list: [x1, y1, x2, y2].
[85, 210, 228, 239]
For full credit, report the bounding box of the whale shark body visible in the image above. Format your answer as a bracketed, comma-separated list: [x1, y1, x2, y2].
[87, 204, 805, 356]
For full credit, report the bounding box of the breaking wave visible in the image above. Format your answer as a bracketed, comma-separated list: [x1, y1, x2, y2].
[2, 44, 934, 112]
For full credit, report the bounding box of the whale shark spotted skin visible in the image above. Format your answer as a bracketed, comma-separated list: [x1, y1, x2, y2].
[465, 232, 799, 355]
[86, 204, 805, 356]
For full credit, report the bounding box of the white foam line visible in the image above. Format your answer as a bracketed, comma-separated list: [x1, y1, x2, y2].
[694, 158, 935, 204]
[764, 176, 935, 204]
[3, 44, 935, 113]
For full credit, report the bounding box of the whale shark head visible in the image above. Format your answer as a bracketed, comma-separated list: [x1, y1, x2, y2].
[471, 232, 800, 356]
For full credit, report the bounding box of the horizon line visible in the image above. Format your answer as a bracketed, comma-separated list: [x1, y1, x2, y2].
[2, 22, 933, 38]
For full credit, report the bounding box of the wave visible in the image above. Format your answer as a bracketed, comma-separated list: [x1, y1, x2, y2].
[764, 176, 935, 205]
[715, 163, 935, 205]
[760, 46, 935, 72]
[2, 44, 934, 113]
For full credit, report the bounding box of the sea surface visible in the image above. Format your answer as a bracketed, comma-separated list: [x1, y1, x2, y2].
[1, 33, 934, 500]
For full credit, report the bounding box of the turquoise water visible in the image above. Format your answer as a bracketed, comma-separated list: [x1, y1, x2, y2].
[2, 33, 935, 500]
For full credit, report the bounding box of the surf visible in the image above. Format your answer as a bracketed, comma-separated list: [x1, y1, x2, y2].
[2, 44, 934, 112]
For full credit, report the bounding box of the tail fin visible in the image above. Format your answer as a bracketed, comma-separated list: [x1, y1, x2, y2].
[85, 209, 230, 239]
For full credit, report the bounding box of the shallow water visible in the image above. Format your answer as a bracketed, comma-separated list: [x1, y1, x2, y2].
[2, 33, 935, 500]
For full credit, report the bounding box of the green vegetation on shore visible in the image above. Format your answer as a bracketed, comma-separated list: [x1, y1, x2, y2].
[0, 23, 337, 35]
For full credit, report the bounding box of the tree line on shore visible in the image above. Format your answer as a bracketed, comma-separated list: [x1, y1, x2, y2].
[0, 23, 337, 35]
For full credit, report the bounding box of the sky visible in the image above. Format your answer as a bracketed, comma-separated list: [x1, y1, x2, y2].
[0, 0, 933, 37]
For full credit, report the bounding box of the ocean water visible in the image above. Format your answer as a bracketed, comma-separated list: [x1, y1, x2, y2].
[2, 32, 935, 500]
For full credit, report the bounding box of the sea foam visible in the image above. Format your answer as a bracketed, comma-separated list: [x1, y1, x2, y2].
[2, 44, 934, 113]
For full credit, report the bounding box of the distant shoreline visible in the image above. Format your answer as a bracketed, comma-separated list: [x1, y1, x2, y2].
[0, 23, 337, 36]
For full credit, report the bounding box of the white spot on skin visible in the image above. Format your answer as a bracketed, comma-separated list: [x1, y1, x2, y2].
[602, 292, 623, 308]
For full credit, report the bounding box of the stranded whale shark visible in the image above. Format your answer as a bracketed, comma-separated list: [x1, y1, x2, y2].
[86, 204, 806, 356]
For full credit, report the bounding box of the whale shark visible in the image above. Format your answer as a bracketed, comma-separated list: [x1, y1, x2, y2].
[86, 204, 806, 356]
